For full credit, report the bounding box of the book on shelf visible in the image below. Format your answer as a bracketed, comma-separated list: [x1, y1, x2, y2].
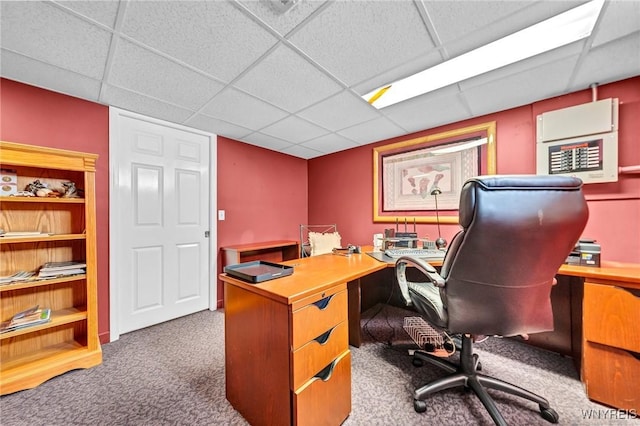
[0, 305, 52, 333]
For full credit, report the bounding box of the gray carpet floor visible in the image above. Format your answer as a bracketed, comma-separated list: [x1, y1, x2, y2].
[0, 305, 624, 425]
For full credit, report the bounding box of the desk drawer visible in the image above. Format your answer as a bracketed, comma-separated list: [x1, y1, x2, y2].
[292, 290, 347, 350]
[583, 282, 640, 352]
[293, 350, 351, 426]
[582, 341, 640, 412]
[292, 320, 348, 391]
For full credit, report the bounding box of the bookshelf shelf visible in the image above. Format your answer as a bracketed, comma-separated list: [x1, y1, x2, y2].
[0, 274, 87, 293]
[0, 196, 85, 204]
[0, 233, 87, 244]
[0, 307, 88, 340]
[0, 141, 102, 395]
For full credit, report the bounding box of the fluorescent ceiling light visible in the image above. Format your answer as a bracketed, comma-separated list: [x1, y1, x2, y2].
[431, 138, 488, 155]
[363, 0, 605, 109]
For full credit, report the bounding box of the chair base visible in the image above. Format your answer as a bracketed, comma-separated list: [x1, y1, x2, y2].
[411, 334, 559, 425]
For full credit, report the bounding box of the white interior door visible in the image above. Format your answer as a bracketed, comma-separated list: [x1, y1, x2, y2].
[109, 107, 216, 339]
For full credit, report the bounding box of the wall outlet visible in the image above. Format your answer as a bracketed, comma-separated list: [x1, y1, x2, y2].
[218, 210, 225, 221]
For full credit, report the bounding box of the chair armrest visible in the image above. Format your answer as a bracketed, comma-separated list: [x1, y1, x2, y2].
[395, 256, 446, 307]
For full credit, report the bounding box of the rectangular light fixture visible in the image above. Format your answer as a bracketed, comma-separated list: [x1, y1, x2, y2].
[431, 138, 488, 155]
[363, 0, 605, 109]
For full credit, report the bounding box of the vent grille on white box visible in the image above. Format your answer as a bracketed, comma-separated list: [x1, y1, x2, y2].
[537, 98, 617, 143]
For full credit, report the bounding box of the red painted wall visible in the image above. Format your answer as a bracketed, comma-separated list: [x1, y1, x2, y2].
[0, 78, 111, 342]
[216, 136, 308, 306]
[309, 77, 640, 263]
[3, 76, 638, 340]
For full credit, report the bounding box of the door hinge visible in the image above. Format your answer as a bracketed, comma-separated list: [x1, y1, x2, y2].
[205, 231, 210, 238]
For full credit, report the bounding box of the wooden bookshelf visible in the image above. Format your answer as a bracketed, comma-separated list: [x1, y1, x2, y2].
[0, 141, 102, 395]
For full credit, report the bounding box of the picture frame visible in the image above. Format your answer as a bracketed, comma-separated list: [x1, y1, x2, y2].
[373, 121, 496, 223]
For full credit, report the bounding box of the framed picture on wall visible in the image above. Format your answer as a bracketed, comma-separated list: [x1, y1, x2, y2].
[373, 121, 496, 224]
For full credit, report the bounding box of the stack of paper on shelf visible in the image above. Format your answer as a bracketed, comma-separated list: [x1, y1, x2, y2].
[0, 270, 36, 285]
[0, 305, 51, 333]
[38, 261, 86, 278]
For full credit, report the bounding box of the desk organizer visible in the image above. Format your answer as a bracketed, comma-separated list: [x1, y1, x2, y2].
[224, 260, 293, 283]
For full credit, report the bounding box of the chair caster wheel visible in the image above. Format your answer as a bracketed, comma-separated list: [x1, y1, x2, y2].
[540, 406, 559, 423]
[414, 399, 427, 413]
[412, 357, 424, 367]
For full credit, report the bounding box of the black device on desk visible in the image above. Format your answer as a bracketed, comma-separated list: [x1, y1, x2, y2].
[566, 238, 601, 267]
[332, 244, 361, 256]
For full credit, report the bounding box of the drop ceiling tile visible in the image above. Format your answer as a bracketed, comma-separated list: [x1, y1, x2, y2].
[298, 90, 380, 131]
[300, 133, 358, 155]
[55, 1, 121, 28]
[260, 115, 328, 143]
[592, 1, 640, 48]
[102, 85, 195, 124]
[242, 132, 293, 151]
[463, 55, 581, 117]
[234, 44, 342, 112]
[237, 0, 327, 37]
[281, 143, 324, 159]
[571, 32, 640, 90]
[0, 1, 111, 79]
[109, 39, 224, 111]
[200, 87, 289, 130]
[424, 1, 536, 45]
[185, 114, 253, 140]
[435, 1, 583, 59]
[337, 117, 407, 145]
[120, 1, 278, 82]
[289, 1, 435, 86]
[1, 49, 101, 101]
[382, 86, 470, 134]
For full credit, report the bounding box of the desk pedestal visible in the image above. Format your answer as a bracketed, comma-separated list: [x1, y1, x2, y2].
[223, 276, 353, 426]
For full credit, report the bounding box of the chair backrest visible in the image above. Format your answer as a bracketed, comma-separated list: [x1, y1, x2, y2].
[440, 175, 588, 337]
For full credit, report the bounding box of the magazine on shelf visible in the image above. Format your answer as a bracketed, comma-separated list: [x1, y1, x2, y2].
[0, 270, 36, 285]
[37, 260, 86, 278]
[0, 305, 52, 333]
[40, 261, 87, 271]
[38, 269, 86, 278]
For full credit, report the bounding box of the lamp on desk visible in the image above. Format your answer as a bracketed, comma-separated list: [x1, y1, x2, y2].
[430, 187, 447, 249]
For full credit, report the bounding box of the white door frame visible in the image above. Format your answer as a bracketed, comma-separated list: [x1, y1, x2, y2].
[108, 107, 217, 342]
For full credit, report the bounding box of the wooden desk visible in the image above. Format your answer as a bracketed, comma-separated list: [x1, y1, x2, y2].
[220, 252, 386, 426]
[221, 250, 639, 423]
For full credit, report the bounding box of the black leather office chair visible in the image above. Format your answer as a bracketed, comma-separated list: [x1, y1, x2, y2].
[395, 175, 588, 425]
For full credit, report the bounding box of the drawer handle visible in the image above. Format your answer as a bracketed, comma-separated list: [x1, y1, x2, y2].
[314, 358, 339, 382]
[314, 326, 336, 345]
[313, 294, 335, 310]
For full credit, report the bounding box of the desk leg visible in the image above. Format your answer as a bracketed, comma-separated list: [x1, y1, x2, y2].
[347, 279, 362, 347]
[570, 276, 584, 373]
